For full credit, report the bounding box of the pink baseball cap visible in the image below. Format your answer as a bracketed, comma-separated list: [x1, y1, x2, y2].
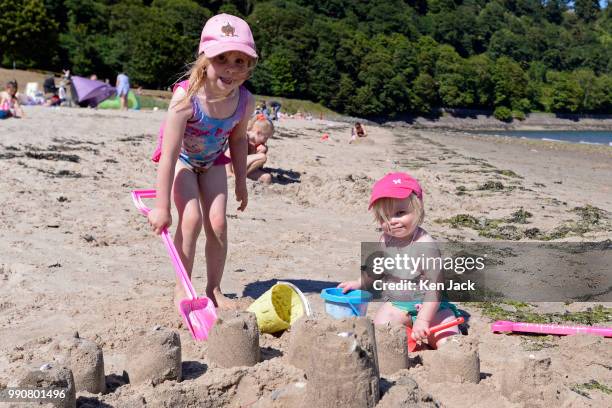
[368, 172, 423, 209]
[198, 14, 258, 59]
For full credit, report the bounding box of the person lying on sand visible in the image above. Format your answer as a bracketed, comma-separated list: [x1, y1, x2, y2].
[227, 114, 273, 184]
[339, 172, 461, 349]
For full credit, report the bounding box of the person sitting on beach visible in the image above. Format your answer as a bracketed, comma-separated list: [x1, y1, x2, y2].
[338, 172, 461, 349]
[147, 13, 257, 310]
[226, 113, 273, 184]
[349, 122, 367, 143]
[0, 80, 25, 118]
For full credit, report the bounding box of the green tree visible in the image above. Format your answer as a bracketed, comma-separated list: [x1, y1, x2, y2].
[0, 0, 59, 67]
[492, 56, 528, 109]
[412, 72, 438, 113]
[574, 0, 600, 22]
[260, 50, 297, 95]
[548, 72, 581, 112]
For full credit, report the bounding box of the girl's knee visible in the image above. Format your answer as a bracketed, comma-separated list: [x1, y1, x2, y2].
[373, 303, 411, 326]
[205, 213, 227, 239]
[180, 207, 203, 232]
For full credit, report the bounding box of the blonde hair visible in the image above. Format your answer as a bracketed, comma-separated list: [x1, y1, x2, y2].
[248, 114, 274, 135]
[175, 53, 257, 108]
[371, 193, 425, 230]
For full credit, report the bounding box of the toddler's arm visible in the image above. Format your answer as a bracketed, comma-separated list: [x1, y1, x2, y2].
[338, 279, 362, 293]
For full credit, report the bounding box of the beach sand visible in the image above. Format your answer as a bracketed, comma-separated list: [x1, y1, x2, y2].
[0, 106, 610, 407]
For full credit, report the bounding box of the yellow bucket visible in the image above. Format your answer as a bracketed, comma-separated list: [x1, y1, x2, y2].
[247, 282, 312, 333]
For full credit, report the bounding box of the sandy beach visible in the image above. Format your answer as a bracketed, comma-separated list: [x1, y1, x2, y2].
[1, 106, 611, 407]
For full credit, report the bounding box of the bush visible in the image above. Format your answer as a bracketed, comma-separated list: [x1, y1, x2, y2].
[512, 110, 526, 121]
[493, 106, 513, 122]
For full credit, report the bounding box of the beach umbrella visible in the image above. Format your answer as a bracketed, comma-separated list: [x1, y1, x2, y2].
[71, 76, 116, 107]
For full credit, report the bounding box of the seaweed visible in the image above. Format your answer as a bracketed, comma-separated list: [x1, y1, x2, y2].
[571, 380, 612, 399]
[472, 302, 611, 325]
[571, 205, 606, 225]
[25, 152, 80, 163]
[455, 185, 467, 196]
[478, 181, 505, 191]
[507, 208, 532, 224]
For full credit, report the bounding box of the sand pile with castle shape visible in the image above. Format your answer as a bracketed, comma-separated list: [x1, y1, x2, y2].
[4, 278, 598, 408]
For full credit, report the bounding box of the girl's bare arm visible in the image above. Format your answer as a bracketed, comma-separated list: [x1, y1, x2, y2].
[155, 88, 192, 211]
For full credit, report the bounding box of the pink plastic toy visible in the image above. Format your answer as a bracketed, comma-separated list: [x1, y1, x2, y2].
[491, 321, 612, 337]
[407, 317, 464, 351]
[132, 189, 217, 341]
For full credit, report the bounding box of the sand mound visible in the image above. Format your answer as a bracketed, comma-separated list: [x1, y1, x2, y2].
[206, 310, 260, 368]
[125, 326, 182, 386]
[56, 332, 105, 394]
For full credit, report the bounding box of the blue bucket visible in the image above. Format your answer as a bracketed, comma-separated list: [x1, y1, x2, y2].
[320, 288, 372, 319]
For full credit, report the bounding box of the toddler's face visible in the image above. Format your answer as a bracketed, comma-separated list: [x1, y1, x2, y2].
[248, 125, 272, 146]
[381, 198, 418, 239]
[207, 51, 254, 91]
[6, 85, 16, 97]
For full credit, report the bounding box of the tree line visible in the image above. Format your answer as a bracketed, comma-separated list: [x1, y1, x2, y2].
[1, 0, 610, 118]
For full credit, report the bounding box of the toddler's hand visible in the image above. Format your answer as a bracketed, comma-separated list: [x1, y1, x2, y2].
[148, 207, 172, 235]
[411, 318, 431, 342]
[338, 279, 361, 293]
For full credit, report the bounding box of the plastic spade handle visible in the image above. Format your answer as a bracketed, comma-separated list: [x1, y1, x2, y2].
[428, 317, 465, 334]
[492, 320, 612, 337]
[131, 190, 197, 300]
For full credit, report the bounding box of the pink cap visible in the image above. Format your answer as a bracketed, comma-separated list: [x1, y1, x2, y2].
[198, 14, 257, 58]
[368, 172, 423, 209]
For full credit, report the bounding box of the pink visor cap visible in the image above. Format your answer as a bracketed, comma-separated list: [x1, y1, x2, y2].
[368, 172, 423, 209]
[198, 14, 258, 59]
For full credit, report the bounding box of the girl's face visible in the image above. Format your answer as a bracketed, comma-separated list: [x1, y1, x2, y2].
[206, 51, 253, 92]
[6, 85, 17, 97]
[382, 198, 418, 239]
[248, 123, 272, 145]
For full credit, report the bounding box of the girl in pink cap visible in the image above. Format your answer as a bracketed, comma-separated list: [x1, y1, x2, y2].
[148, 14, 258, 309]
[339, 172, 461, 349]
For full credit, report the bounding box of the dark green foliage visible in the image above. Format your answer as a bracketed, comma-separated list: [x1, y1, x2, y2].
[3, 0, 611, 117]
[0, 0, 59, 67]
[493, 106, 513, 122]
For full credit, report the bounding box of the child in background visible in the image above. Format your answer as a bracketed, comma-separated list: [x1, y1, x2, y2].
[339, 172, 461, 348]
[147, 14, 257, 309]
[226, 114, 273, 184]
[0, 80, 24, 118]
[349, 122, 367, 143]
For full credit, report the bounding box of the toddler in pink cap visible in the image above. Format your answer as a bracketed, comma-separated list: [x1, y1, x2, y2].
[148, 14, 257, 310]
[339, 172, 461, 349]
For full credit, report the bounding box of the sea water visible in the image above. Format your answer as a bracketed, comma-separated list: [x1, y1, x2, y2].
[473, 130, 612, 146]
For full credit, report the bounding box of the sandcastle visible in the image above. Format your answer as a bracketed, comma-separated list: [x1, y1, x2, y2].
[56, 332, 106, 394]
[125, 326, 182, 385]
[499, 353, 567, 405]
[423, 335, 480, 384]
[206, 310, 260, 368]
[374, 323, 409, 375]
[16, 364, 76, 408]
[290, 315, 379, 408]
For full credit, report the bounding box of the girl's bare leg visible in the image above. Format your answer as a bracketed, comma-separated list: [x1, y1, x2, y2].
[246, 153, 271, 183]
[373, 302, 412, 326]
[172, 162, 203, 309]
[428, 308, 461, 348]
[198, 164, 234, 309]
